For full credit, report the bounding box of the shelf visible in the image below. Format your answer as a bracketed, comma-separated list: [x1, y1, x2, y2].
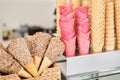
[67, 51, 120, 76]
[57, 51, 120, 80]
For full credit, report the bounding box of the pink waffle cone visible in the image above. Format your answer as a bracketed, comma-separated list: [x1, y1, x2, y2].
[60, 12, 74, 22]
[62, 36, 76, 57]
[76, 19, 90, 33]
[77, 36, 90, 55]
[61, 31, 76, 40]
[60, 4, 73, 16]
[60, 18, 75, 34]
[77, 30, 90, 40]
[76, 6, 89, 19]
[76, 6, 90, 55]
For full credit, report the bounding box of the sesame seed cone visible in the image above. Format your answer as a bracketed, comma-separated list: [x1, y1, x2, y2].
[38, 37, 65, 75]
[0, 48, 32, 78]
[32, 32, 52, 70]
[7, 38, 38, 77]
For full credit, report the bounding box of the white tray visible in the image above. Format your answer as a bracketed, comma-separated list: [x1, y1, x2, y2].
[67, 51, 120, 76]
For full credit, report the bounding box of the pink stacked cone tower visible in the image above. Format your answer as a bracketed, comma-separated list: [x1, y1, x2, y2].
[76, 6, 90, 55]
[59, 4, 76, 57]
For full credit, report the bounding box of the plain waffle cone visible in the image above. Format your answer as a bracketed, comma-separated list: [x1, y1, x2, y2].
[90, 0, 105, 53]
[56, 0, 66, 37]
[115, 0, 120, 48]
[38, 56, 52, 75]
[81, 0, 90, 6]
[105, 1, 115, 51]
[24, 61, 39, 77]
[34, 56, 42, 70]
[70, 0, 81, 9]
[18, 68, 32, 78]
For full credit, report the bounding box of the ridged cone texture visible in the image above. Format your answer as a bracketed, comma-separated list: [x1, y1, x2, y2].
[90, 0, 105, 53]
[105, 1, 115, 51]
[56, 0, 66, 37]
[115, 0, 120, 49]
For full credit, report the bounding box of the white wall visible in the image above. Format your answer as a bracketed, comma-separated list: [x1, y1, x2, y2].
[0, 0, 56, 29]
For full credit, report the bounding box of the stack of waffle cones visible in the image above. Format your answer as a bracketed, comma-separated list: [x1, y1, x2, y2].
[90, 0, 105, 53]
[70, 0, 81, 10]
[81, 0, 90, 6]
[105, 1, 115, 51]
[115, 0, 120, 49]
[56, 0, 66, 37]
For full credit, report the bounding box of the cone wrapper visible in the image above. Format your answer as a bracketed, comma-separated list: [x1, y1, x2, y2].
[60, 4, 73, 16]
[62, 36, 76, 57]
[77, 34, 90, 55]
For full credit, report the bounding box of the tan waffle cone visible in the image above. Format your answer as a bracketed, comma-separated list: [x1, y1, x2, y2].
[90, 0, 105, 53]
[70, 0, 81, 9]
[24, 61, 39, 77]
[34, 56, 42, 71]
[18, 68, 32, 78]
[56, 0, 66, 37]
[38, 56, 52, 75]
[81, 0, 90, 6]
[115, 0, 120, 50]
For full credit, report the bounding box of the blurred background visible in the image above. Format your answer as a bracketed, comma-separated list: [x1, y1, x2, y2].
[0, 0, 56, 42]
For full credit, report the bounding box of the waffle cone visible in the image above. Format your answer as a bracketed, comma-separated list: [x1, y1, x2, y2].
[38, 56, 52, 75]
[56, 0, 66, 37]
[18, 68, 32, 78]
[24, 61, 38, 77]
[34, 56, 42, 70]
[90, 0, 105, 53]
[70, 0, 81, 9]
[81, 0, 90, 6]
